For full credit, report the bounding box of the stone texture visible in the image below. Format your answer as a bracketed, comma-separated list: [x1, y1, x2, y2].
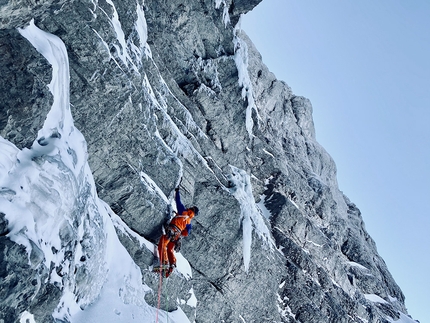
[0, 0, 416, 322]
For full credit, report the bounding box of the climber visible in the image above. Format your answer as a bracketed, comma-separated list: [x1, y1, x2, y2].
[157, 186, 199, 277]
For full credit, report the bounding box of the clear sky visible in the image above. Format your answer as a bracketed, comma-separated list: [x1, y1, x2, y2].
[242, 1, 430, 322]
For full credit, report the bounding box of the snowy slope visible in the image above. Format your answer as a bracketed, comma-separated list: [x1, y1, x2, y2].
[0, 20, 189, 323]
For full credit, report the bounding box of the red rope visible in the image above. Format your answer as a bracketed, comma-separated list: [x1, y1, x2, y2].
[156, 268, 163, 323]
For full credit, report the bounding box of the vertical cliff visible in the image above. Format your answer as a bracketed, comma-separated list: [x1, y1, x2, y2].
[0, 0, 417, 322]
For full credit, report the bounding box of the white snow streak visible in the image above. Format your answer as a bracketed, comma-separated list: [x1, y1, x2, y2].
[228, 166, 273, 272]
[233, 24, 260, 139]
[140, 171, 170, 203]
[262, 149, 275, 158]
[364, 294, 388, 304]
[19, 20, 74, 142]
[135, 3, 152, 58]
[95, 0, 152, 71]
[103, 0, 139, 72]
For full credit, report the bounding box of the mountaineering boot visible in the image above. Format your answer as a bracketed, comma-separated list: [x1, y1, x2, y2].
[165, 264, 176, 278]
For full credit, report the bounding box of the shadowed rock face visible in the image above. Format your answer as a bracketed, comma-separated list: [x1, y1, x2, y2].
[0, 0, 413, 322]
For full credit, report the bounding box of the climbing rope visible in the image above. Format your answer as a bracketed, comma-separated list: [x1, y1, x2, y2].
[164, 274, 170, 323]
[155, 268, 163, 323]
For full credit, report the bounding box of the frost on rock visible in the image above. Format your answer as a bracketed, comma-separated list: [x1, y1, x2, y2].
[0, 21, 187, 323]
[215, 0, 231, 27]
[227, 166, 273, 272]
[233, 23, 260, 139]
[94, 0, 152, 72]
[142, 62, 208, 163]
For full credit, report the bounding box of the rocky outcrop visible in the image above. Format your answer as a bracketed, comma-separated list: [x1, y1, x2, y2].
[0, 0, 416, 322]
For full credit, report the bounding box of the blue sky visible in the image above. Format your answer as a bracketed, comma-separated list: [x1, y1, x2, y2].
[242, 1, 430, 321]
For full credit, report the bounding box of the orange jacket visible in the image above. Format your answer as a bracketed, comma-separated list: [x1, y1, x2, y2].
[169, 209, 195, 237]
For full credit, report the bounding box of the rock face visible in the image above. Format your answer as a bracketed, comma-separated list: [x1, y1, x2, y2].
[0, 0, 416, 322]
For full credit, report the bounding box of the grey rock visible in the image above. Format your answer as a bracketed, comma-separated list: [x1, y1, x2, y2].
[0, 0, 417, 322]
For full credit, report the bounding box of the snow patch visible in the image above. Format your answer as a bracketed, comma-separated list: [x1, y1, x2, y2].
[227, 166, 273, 272]
[388, 295, 398, 303]
[364, 294, 388, 304]
[18, 20, 74, 143]
[0, 138, 19, 182]
[391, 313, 418, 323]
[348, 261, 370, 271]
[186, 288, 197, 307]
[176, 252, 193, 280]
[276, 294, 295, 321]
[20, 311, 36, 323]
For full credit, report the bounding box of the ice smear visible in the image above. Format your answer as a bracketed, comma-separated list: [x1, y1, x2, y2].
[134, 3, 152, 58]
[227, 166, 273, 272]
[96, 0, 151, 71]
[103, 0, 138, 72]
[256, 195, 272, 219]
[347, 261, 369, 271]
[141, 63, 209, 171]
[233, 20, 260, 139]
[6, 21, 189, 323]
[215, 0, 231, 27]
